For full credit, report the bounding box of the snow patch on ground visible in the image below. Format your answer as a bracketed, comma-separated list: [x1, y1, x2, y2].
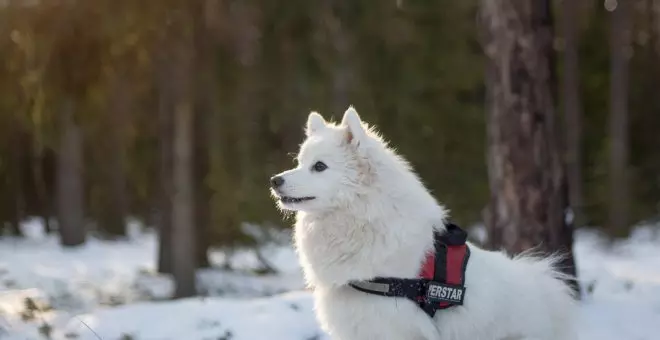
[0, 218, 304, 311]
[574, 226, 660, 340]
[62, 292, 325, 340]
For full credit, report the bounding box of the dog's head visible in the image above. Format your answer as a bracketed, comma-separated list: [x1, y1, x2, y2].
[270, 106, 376, 212]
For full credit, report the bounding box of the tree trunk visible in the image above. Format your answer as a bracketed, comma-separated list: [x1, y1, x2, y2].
[326, 1, 351, 113]
[479, 0, 579, 294]
[32, 148, 52, 234]
[608, 0, 631, 238]
[99, 77, 129, 238]
[168, 5, 197, 297]
[193, 115, 211, 269]
[562, 0, 585, 228]
[57, 99, 86, 247]
[172, 83, 196, 298]
[193, 12, 213, 269]
[156, 55, 174, 275]
[8, 130, 25, 237]
[231, 1, 262, 203]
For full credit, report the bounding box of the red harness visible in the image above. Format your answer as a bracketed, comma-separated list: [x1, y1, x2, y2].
[349, 223, 471, 317]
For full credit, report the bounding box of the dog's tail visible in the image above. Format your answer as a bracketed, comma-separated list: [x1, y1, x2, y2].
[512, 250, 580, 339]
[512, 248, 580, 300]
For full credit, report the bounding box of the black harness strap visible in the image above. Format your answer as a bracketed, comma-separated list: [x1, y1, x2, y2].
[348, 223, 471, 318]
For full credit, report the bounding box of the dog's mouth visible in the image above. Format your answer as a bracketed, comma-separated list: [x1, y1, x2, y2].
[278, 196, 315, 204]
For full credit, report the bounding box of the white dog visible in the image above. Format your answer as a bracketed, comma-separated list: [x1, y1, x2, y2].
[270, 107, 578, 340]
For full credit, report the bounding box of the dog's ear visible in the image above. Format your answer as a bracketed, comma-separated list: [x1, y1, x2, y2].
[306, 111, 327, 136]
[341, 106, 367, 145]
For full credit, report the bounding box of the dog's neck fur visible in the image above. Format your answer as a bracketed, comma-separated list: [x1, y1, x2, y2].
[294, 145, 447, 289]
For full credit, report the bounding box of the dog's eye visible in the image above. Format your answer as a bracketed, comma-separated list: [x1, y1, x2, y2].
[312, 161, 328, 172]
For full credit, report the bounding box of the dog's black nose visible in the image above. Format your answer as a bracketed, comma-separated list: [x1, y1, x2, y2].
[270, 176, 285, 188]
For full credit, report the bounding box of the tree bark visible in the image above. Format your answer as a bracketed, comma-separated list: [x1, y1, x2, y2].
[167, 3, 197, 297]
[193, 128, 211, 269]
[172, 81, 197, 298]
[8, 129, 25, 237]
[608, 0, 631, 238]
[99, 77, 129, 238]
[193, 10, 213, 269]
[326, 1, 351, 113]
[57, 98, 86, 247]
[562, 0, 585, 228]
[156, 54, 174, 275]
[193, 115, 211, 269]
[32, 148, 52, 234]
[479, 0, 579, 294]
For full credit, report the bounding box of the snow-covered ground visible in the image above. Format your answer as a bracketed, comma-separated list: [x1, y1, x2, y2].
[1, 218, 659, 340]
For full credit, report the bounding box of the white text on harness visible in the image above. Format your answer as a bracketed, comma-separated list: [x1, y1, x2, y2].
[426, 282, 465, 304]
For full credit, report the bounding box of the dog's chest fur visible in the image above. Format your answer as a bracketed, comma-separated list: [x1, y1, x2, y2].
[294, 211, 434, 288]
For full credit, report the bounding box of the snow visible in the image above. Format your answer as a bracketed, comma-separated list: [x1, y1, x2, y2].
[573, 226, 660, 340]
[62, 292, 324, 340]
[1, 218, 659, 340]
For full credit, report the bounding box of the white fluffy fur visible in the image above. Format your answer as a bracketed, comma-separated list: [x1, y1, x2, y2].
[271, 107, 578, 340]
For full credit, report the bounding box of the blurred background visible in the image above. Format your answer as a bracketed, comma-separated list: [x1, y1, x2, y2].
[0, 0, 659, 339]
